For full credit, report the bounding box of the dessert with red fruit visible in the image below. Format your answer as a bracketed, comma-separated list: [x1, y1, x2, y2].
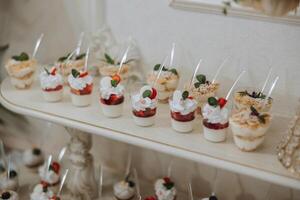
[144, 196, 157, 200]
[169, 90, 197, 133]
[38, 161, 61, 190]
[131, 85, 158, 127]
[68, 69, 93, 107]
[39, 67, 63, 102]
[0, 190, 19, 200]
[99, 74, 125, 118]
[202, 97, 229, 142]
[30, 183, 54, 200]
[154, 177, 176, 200]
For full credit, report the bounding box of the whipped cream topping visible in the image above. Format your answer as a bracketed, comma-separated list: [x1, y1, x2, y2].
[113, 180, 136, 199]
[39, 71, 63, 90]
[202, 103, 229, 124]
[0, 191, 19, 200]
[68, 74, 93, 90]
[169, 90, 197, 115]
[99, 76, 124, 99]
[23, 149, 44, 167]
[131, 94, 157, 111]
[154, 179, 176, 200]
[30, 184, 53, 200]
[38, 164, 60, 185]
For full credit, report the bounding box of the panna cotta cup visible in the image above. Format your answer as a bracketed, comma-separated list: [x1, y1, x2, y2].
[38, 161, 61, 193]
[0, 169, 19, 191]
[154, 177, 177, 200]
[131, 84, 158, 127]
[113, 179, 136, 200]
[169, 90, 197, 133]
[30, 183, 54, 200]
[39, 67, 63, 102]
[5, 52, 37, 89]
[147, 64, 179, 103]
[68, 69, 93, 107]
[230, 106, 272, 151]
[202, 97, 229, 143]
[233, 87, 273, 112]
[99, 75, 125, 118]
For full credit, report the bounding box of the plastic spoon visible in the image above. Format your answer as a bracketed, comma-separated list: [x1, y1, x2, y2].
[98, 165, 103, 198]
[124, 148, 132, 179]
[189, 58, 203, 89]
[169, 43, 176, 67]
[263, 76, 279, 107]
[45, 155, 52, 174]
[84, 47, 90, 72]
[118, 45, 131, 75]
[58, 147, 67, 163]
[57, 169, 69, 197]
[6, 155, 11, 179]
[0, 139, 7, 168]
[212, 56, 230, 84]
[133, 168, 142, 200]
[32, 33, 44, 59]
[167, 159, 174, 178]
[75, 32, 85, 56]
[188, 182, 194, 200]
[225, 70, 246, 100]
[260, 67, 273, 94]
[153, 55, 169, 88]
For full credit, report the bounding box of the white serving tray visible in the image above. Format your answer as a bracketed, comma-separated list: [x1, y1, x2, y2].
[1, 78, 299, 190]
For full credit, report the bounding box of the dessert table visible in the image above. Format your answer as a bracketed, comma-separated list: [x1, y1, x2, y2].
[1, 77, 299, 191]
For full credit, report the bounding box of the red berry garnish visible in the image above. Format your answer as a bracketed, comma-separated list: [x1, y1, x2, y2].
[163, 177, 171, 183]
[144, 196, 157, 200]
[79, 71, 88, 78]
[112, 74, 121, 84]
[149, 88, 157, 99]
[50, 67, 57, 75]
[51, 162, 60, 174]
[218, 97, 227, 108]
[188, 96, 194, 100]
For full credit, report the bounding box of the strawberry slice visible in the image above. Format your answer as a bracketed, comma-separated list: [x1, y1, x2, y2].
[50, 67, 57, 75]
[218, 97, 227, 108]
[149, 88, 157, 99]
[79, 71, 88, 78]
[51, 162, 60, 174]
[111, 74, 121, 84]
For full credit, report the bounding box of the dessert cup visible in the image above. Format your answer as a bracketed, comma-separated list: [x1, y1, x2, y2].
[0, 170, 19, 191]
[169, 90, 197, 133]
[23, 148, 44, 168]
[99, 75, 125, 118]
[147, 65, 179, 103]
[5, 52, 37, 89]
[131, 84, 158, 127]
[99, 63, 130, 81]
[233, 87, 273, 112]
[30, 183, 54, 200]
[38, 161, 61, 193]
[68, 70, 93, 107]
[0, 190, 19, 200]
[202, 97, 229, 143]
[113, 180, 136, 200]
[230, 107, 271, 151]
[154, 177, 176, 200]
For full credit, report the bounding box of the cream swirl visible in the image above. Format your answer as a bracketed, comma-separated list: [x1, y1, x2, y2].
[39, 71, 63, 90]
[131, 94, 157, 111]
[30, 184, 53, 200]
[0, 191, 19, 200]
[99, 76, 124, 99]
[202, 103, 229, 124]
[68, 74, 93, 90]
[113, 180, 136, 200]
[169, 90, 197, 115]
[38, 164, 59, 185]
[154, 179, 176, 200]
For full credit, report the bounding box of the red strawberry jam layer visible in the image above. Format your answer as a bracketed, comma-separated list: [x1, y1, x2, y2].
[133, 108, 157, 118]
[71, 84, 93, 95]
[203, 119, 229, 130]
[100, 94, 124, 105]
[43, 85, 63, 92]
[170, 111, 195, 122]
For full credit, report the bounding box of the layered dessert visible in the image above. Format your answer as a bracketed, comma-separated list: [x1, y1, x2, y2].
[154, 177, 176, 200]
[147, 64, 179, 103]
[230, 106, 271, 151]
[202, 97, 229, 142]
[99, 53, 130, 80]
[68, 69, 93, 107]
[5, 52, 37, 89]
[131, 85, 158, 126]
[57, 53, 85, 83]
[30, 183, 54, 200]
[185, 74, 220, 107]
[233, 89, 273, 112]
[39, 67, 63, 102]
[49, 196, 60, 200]
[23, 148, 44, 168]
[113, 178, 136, 200]
[0, 191, 19, 200]
[169, 90, 197, 133]
[38, 161, 60, 187]
[99, 74, 125, 118]
[0, 170, 19, 191]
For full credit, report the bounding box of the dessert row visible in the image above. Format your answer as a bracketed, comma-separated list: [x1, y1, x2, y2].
[0, 144, 217, 200]
[4, 44, 278, 152]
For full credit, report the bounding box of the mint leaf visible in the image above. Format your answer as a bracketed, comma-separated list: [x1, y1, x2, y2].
[208, 97, 218, 107]
[196, 74, 206, 84]
[154, 64, 161, 71]
[76, 53, 86, 60]
[169, 68, 178, 75]
[111, 79, 118, 87]
[182, 91, 189, 100]
[142, 90, 152, 98]
[12, 52, 29, 61]
[105, 53, 115, 65]
[44, 68, 50, 75]
[194, 82, 201, 88]
[163, 182, 174, 190]
[58, 53, 70, 62]
[71, 69, 80, 78]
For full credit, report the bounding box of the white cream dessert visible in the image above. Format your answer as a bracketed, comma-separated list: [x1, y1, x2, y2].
[68, 69, 93, 107]
[185, 74, 220, 107]
[39, 67, 63, 102]
[233, 89, 273, 112]
[99, 53, 130, 80]
[99, 74, 125, 118]
[201, 194, 218, 200]
[57, 53, 85, 83]
[169, 90, 197, 133]
[113, 179, 136, 200]
[23, 148, 44, 168]
[147, 64, 179, 103]
[230, 106, 271, 151]
[0, 170, 19, 191]
[0, 191, 19, 200]
[202, 97, 229, 143]
[30, 183, 54, 200]
[154, 177, 176, 200]
[38, 161, 60, 187]
[5, 52, 37, 89]
[131, 85, 158, 127]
